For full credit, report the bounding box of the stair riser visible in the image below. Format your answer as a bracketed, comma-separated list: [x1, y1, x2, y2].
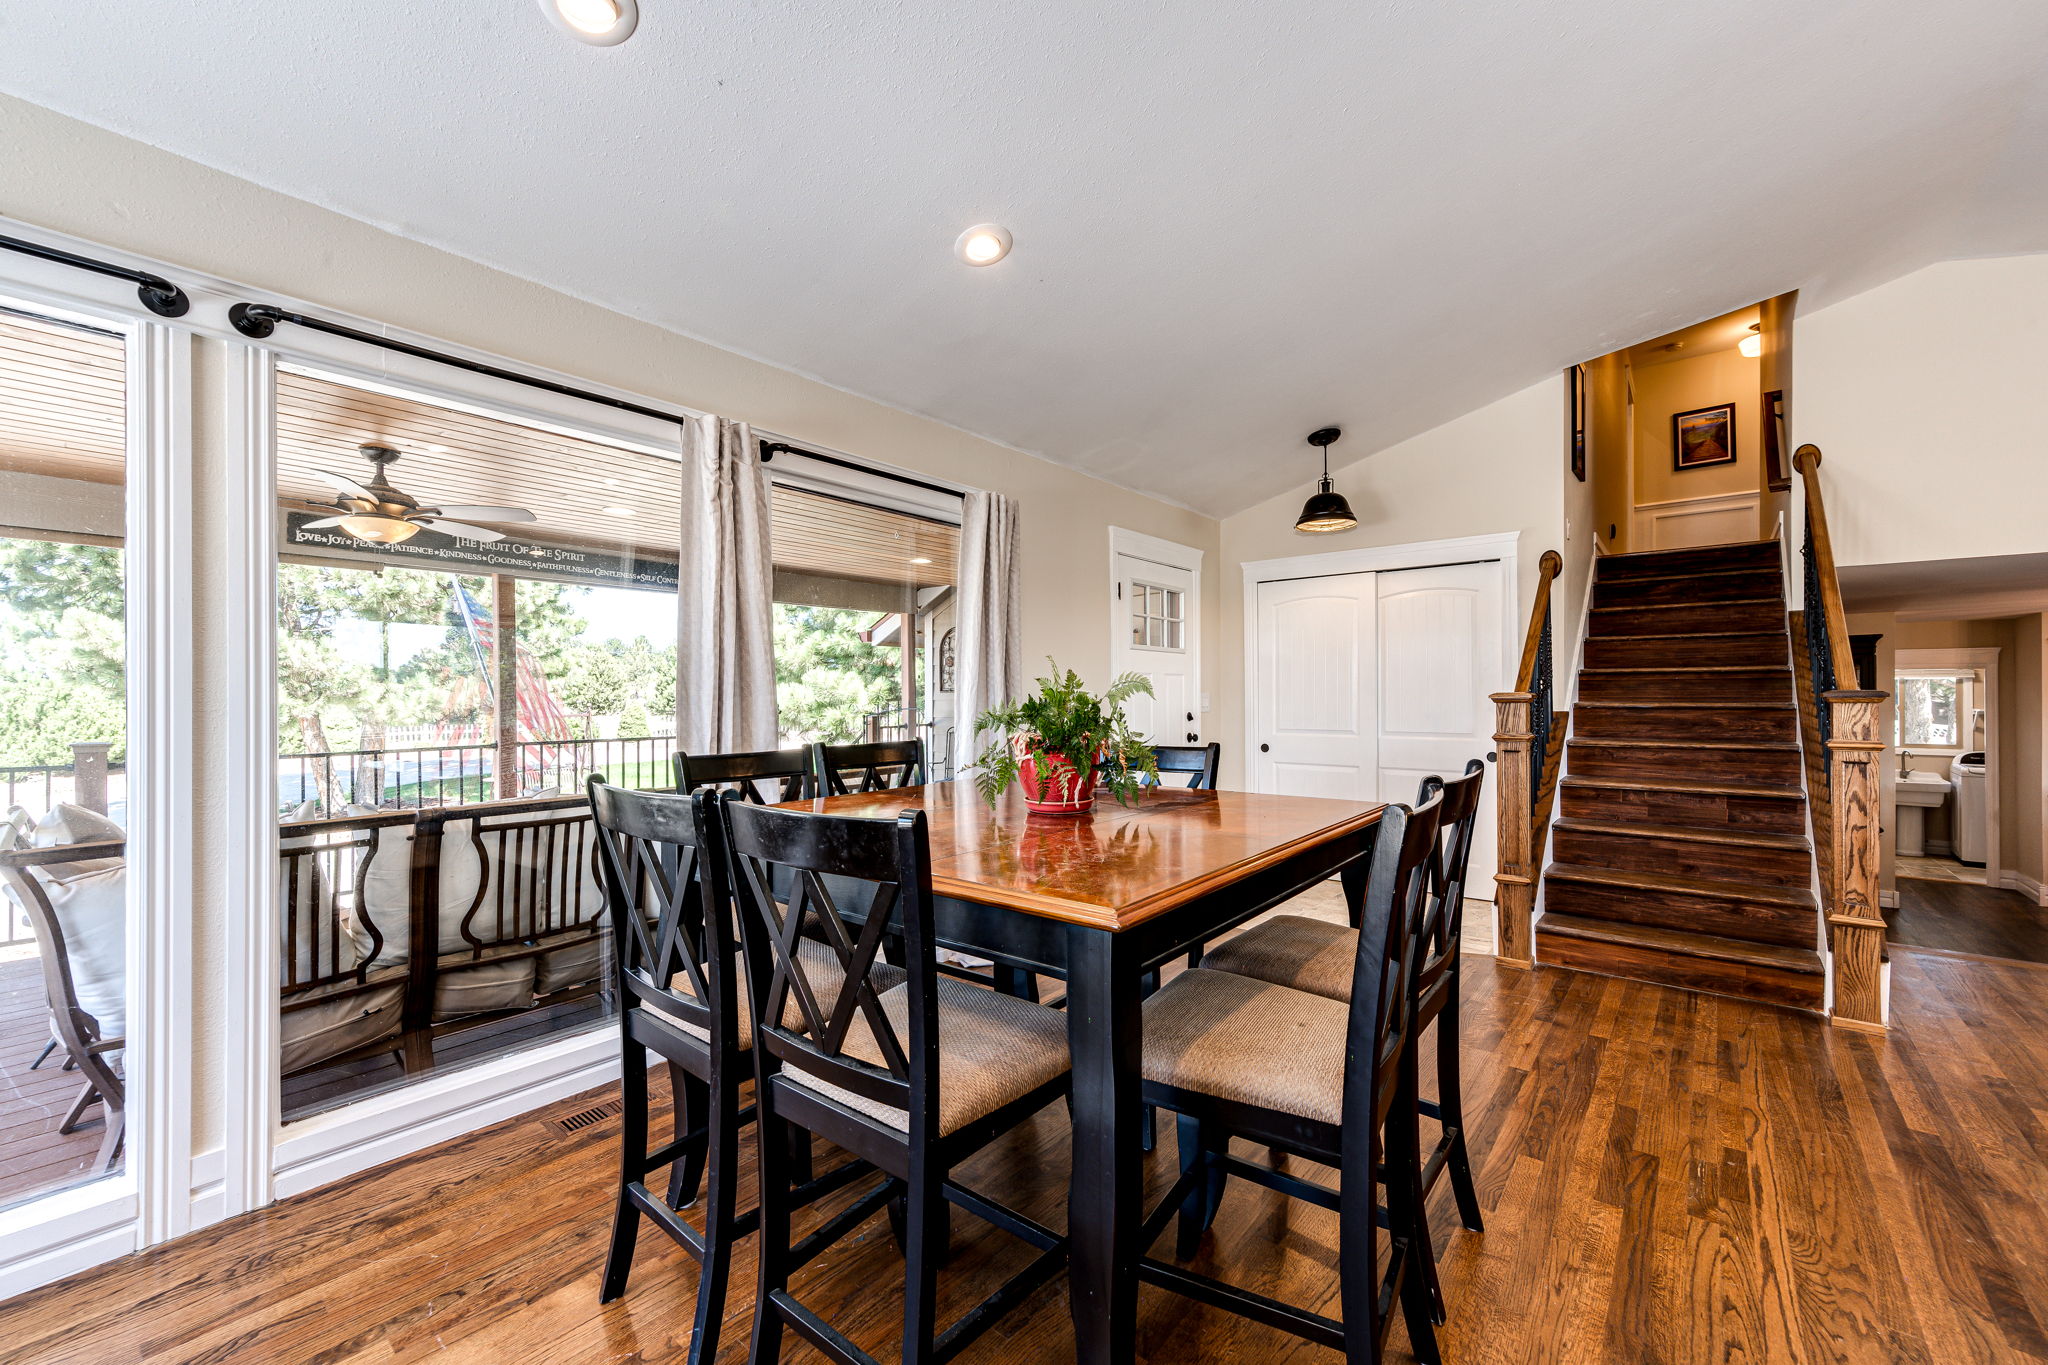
[1577, 670, 1792, 703]
[1592, 570, 1782, 607]
[1582, 634, 1788, 669]
[1596, 543, 1782, 581]
[1560, 784, 1808, 835]
[1544, 876, 1817, 947]
[1572, 706, 1798, 743]
[1550, 827, 1812, 891]
[1568, 742, 1801, 786]
[1536, 928, 1824, 1011]
[1591, 601, 1785, 636]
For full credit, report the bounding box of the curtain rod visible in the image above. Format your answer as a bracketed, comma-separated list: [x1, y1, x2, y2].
[1, 231, 190, 317]
[229, 300, 961, 501]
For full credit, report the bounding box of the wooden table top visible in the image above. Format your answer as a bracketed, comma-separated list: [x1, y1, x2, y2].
[777, 782, 1384, 930]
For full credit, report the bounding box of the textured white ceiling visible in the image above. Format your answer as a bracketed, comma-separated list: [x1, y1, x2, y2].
[3, 1, 2045, 516]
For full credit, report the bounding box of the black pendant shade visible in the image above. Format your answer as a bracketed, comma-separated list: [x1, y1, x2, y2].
[1294, 426, 1357, 532]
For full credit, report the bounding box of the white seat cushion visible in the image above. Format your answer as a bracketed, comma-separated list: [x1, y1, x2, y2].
[1141, 968, 1349, 1126]
[1199, 914, 1358, 1002]
[780, 976, 1070, 1134]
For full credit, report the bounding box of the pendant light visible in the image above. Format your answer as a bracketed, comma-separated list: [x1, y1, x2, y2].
[1294, 426, 1357, 533]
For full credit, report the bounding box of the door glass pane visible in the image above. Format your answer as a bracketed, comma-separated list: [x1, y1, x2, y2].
[769, 487, 959, 776]
[0, 307, 129, 1209]
[273, 367, 681, 1122]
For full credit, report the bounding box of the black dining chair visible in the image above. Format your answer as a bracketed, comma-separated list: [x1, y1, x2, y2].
[1137, 792, 1446, 1364]
[586, 781, 884, 1364]
[1194, 761, 1487, 1321]
[809, 738, 926, 795]
[722, 793, 1071, 1365]
[1129, 741, 1220, 790]
[675, 747, 813, 803]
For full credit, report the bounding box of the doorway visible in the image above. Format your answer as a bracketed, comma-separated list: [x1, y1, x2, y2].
[1243, 533, 1514, 893]
[1109, 529, 1204, 748]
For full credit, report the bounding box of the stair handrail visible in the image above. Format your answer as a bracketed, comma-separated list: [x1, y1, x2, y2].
[1491, 549, 1563, 969]
[1792, 444, 1889, 1032]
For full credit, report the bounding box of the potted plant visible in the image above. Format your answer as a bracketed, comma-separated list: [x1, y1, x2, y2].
[968, 660, 1160, 815]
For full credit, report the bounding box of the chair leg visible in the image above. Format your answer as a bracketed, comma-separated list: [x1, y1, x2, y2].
[901, 1172, 945, 1364]
[30, 1038, 57, 1070]
[685, 1069, 741, 1365]
[599, 1039, 650, 1304]
[749, 1102, 793, 1365]
[1185, 945, 1203, 969]
[58, 1081, 96, 1135]
[94, 1108, 125, 1173]
[668, 1064, 709, 1210]
[1174, 1114, 1210, 1260]
[783, 1116, 815, 1187]
[1436, 995, 1484, 1233]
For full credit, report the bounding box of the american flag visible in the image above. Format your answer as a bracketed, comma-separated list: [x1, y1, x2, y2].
[452, 582, 574, 745]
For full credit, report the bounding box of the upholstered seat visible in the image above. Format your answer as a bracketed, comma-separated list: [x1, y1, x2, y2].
[1198, 913, 1357, 1003]
[1140, 967, 1350, 1126]
[650, 936, 905, 1051]
[783, 975, 1070, 1134]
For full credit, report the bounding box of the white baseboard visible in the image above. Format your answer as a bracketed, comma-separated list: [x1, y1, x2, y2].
[2002, 870, 2048, 906]
[0, 1181, 138, 1302]
[187, 1147, 226, 1231]
[1924, 838, 1954, 856]
[1879, 891, 1899, 909]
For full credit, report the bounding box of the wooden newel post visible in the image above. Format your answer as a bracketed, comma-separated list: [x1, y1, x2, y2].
[1825, 691, 1888, 1030]
[1491, 690, 1536, 968]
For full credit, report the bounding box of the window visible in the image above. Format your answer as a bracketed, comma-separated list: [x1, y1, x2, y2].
[1130, 581, 1185, 651]
[272, 367, 682, 1122]
[0, 306, 130, 1209]
[1895, 671, 1974, 750]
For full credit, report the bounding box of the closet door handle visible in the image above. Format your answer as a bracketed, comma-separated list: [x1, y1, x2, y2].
[1260, 743, 1270, 753]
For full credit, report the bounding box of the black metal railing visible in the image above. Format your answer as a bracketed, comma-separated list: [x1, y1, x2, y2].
[860, 707, 932, 745]
[1529, 602, 1554, 808]
[1801, 509, 1837, 746]
[276, 734, 678, 815]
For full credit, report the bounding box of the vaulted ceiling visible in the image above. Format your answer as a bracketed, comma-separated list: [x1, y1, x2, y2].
[3, 1, 2044, 516]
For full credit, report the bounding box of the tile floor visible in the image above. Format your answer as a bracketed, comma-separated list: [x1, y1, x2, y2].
[1896, 853, 1986, 885]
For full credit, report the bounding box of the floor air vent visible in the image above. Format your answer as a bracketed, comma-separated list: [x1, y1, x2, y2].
[551, 1099, 622, 1135]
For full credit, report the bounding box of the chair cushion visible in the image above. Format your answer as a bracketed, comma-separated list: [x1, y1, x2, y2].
[648, 937, 906, 1053]
[781, 976, 1070, 1135]
[1141, 968, 1349, 1126]
[281, 973, 406, 1075]
[1199, 914, 1357, 1002]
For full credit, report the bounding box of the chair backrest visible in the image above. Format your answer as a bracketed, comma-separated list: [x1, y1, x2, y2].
[1342, 790, 1444, 1133]
[722, 795, 940, 1142]
[0, 839, 124, 1052]
[1140, 742, 1219, 790]
[811, 738, 926, 795]
[675, 748, 812, 804]
[587, 779, 740, 1054]
[1417, 757, 1482, 1015]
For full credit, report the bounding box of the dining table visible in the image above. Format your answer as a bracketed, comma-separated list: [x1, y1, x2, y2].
[778, 779, 1386, 1365]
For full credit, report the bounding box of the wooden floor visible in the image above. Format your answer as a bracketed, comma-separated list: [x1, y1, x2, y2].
[3, 939, 2044, 1363]
[1892, 874, 2048, 964]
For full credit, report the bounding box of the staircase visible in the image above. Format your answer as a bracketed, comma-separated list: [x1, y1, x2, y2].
[1536, 539, 1826, 1011]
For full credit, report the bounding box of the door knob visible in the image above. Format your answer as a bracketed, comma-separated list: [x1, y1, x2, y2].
[1185, 711, 1194, 722]
[1260, 743, 1270, 753]
[1186, 732, 1199, 742]
[1486, 751, 1498, 762]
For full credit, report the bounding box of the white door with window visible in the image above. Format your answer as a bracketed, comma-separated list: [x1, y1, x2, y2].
[1112, 550, 1198, 746]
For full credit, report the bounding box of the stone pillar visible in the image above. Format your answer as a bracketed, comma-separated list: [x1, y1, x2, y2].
[70, 740, 114, 815]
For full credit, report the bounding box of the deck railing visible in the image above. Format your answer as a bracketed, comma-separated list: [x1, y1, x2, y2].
[276, 733, 677, 814]
[1491, 549, 1564, 969]
[1792, 445, 1888, 1031]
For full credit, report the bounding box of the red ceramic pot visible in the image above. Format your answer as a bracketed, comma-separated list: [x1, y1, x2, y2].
[1017, 746, 1099, 816]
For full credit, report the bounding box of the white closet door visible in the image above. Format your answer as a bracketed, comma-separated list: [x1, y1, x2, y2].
[1252, 575, 1376, 798]
[1112, 552, 1197, 745]
[1375, 562, 1504, 892]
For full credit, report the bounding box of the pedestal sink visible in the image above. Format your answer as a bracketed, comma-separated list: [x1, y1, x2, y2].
[1895, 770, 1952, 857]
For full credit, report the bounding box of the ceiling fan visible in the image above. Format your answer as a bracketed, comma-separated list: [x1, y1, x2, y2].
[301, 445, 538, 545]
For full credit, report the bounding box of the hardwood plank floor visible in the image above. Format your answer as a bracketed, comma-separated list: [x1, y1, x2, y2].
[1891, 875, 2048, 964]
[2, 946, 2044, 1362]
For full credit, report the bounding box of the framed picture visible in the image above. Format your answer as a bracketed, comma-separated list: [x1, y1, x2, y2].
[1567, 364, 1587, 481]
[1762, 389, 1790, 490]
[1672, 402, 1736, 470]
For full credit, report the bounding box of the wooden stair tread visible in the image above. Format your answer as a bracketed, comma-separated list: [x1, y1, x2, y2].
[1569, 737, 1800, 752]
[1561, 774, 1806, 801]
[1582, 666, 1789, 674]
[1591, 630, 1788, 641]
[1544, 860, 1816, 908]
[1594, 566, 1775, 584]
[1552, 818, 1810, 852]
[1537, 913, 1824, 974]
[1573, 700, 1793, 710]
[1592, 599, 1782, 612]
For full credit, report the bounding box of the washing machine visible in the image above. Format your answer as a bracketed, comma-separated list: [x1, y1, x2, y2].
[1950, 751, 1987, 866]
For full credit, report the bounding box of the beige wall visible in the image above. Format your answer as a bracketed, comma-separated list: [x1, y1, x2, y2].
[1846, 611, 2046, 897]
[0, 95, 1222, 1155]
[1214, 379, 1566, 788]
[1585, 352, 1632, 554]
[1631, 347, 1763, 507]
[1798, 253, 2048, 569]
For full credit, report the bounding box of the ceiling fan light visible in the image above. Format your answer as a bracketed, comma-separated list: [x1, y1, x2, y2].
[339, 513, 423, 544]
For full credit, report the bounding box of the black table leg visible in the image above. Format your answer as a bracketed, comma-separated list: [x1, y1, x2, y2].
[1341, 856, 1368, 930]
[1065, 925, 1141, 1365]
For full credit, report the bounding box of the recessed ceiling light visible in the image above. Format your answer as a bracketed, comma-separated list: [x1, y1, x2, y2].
[954, 224, 1012, 266]
[601, 505, 636, 517]
[909, 557, 933, 565]
[540, 0, 638, 45]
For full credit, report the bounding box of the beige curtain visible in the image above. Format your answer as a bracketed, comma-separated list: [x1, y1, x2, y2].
[677, 415, 779, 753]
[954, 490, 1022, 756]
